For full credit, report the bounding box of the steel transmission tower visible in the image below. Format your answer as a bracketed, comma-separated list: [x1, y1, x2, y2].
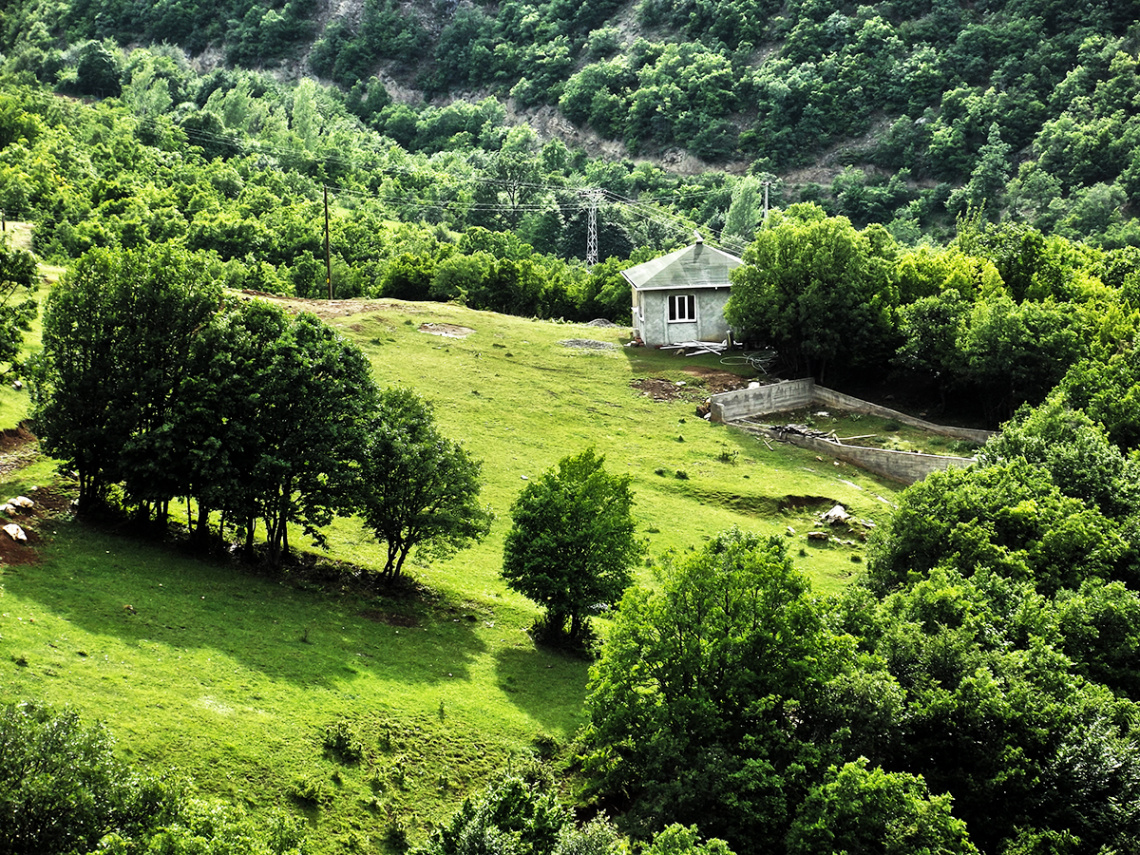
[580, 188, 603, 267]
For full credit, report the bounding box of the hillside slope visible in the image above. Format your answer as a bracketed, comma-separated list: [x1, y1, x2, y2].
[5, 0, 1140, 242]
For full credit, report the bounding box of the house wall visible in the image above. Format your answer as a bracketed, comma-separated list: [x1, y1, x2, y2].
[638, 288, 732, 347]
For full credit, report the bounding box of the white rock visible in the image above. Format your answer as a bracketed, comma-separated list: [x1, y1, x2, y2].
[3, 523, 27, 542]
[821, 504, 850, 525]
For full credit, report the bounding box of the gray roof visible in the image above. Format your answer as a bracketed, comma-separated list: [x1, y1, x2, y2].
[622, 242, 743, 292]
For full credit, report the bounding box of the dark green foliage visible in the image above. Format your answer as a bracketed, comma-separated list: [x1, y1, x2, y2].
[724, 205, 897, 381]
[0, 701, 309, 855]
[31, 252, 380, 567]
[71, 40, 122, 97]
[0, 701, 177, 854]
[839, 569, 1140, 854]
[30, 245, 222, 511]
[1059, 343, 1140, 452]
[866, 460, 1131, 596]
[786, 758, 977, 855]
[0, 237, 37, 375]
[502, 449, 641, 641]
[11, 0, 1140, 242]
[582, 528, 852, 849]
[357, 387, 492, 580]
[980, 396, 1140, 517]
[233, 311, 377, 563]
[420, 762, 619, 855]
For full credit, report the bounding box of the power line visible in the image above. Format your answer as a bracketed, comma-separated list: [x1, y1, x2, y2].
[169, 119, 729, 252]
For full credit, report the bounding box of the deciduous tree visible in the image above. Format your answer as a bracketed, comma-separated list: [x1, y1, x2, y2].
[501, 448, 641, 640]
[0, 236, 37, 376]
[582, 528, 850, 848]
[357, 387, 492, 580]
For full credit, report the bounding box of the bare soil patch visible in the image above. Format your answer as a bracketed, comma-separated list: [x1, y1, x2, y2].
[0, 425, 35, 454]
[679, 366, 753, 394]
[632, 369, 751, 402]
[419, 322, 475, 338]
[238, 291, 398, 320]
[0, 486, 73, 566]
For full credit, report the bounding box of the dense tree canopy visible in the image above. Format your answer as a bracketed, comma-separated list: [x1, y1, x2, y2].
[582, 529, 858, 849]
[30, 244, 221, 510]
[0, 236, 38, 375]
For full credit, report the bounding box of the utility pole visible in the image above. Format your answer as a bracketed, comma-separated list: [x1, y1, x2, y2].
[762, 180, 771, 223]
[323, 186, 332, 300]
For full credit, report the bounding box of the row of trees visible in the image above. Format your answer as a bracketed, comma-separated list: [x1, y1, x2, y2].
[725, 204, 1140, 420]
[30, 244, 491, 572]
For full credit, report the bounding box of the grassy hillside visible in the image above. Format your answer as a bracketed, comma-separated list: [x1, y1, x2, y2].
[0, 297, 902, 852]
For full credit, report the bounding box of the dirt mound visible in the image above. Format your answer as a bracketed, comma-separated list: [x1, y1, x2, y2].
[238, 291, 399, 320]
[0, 485, 72, 566]
[632, 378, 706, 402]
[680, 366, 753, 394]
[0, 424, 35, 453]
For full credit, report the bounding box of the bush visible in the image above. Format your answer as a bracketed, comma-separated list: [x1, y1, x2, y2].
[0, 701, 176, 854]
[0, 701, 309, 854]
[322, 719, 366, 764]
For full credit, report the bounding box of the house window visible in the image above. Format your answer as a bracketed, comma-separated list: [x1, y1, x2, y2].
[668, 293, 696, 322]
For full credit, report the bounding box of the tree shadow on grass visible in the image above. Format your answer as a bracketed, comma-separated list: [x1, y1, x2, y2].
[492, 645, 591, 737]
[2, 520, 489, 692]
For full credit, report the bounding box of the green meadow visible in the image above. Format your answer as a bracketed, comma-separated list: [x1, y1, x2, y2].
[0, 295, 903, 852]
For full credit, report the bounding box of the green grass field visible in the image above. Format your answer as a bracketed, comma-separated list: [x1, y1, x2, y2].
[0, 294, 904, 853]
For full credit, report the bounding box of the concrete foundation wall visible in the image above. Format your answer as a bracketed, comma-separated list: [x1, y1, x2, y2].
[709, 379, 815, 422]
[763, 429, 974, 484]
[811, 387, 993, 444]
[710, 380, 992, 444]
[709, 379, 990, 485]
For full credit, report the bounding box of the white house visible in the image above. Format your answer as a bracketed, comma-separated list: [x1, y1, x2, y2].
[622, 237, 743, 348]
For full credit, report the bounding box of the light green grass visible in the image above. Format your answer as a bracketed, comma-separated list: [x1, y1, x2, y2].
[317, 300, 900, 597]
[0, 296, 904, 852]
[0, 521, 586, 851]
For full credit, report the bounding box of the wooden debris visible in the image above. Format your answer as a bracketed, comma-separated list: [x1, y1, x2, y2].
[659, 340, 729, 356]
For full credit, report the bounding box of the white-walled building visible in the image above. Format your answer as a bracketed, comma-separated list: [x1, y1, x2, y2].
[623, 237, 743, 347]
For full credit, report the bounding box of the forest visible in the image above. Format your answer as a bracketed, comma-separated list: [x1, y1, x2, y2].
[4, 0, 1140, 243]
[4, 0, 1140, 854]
